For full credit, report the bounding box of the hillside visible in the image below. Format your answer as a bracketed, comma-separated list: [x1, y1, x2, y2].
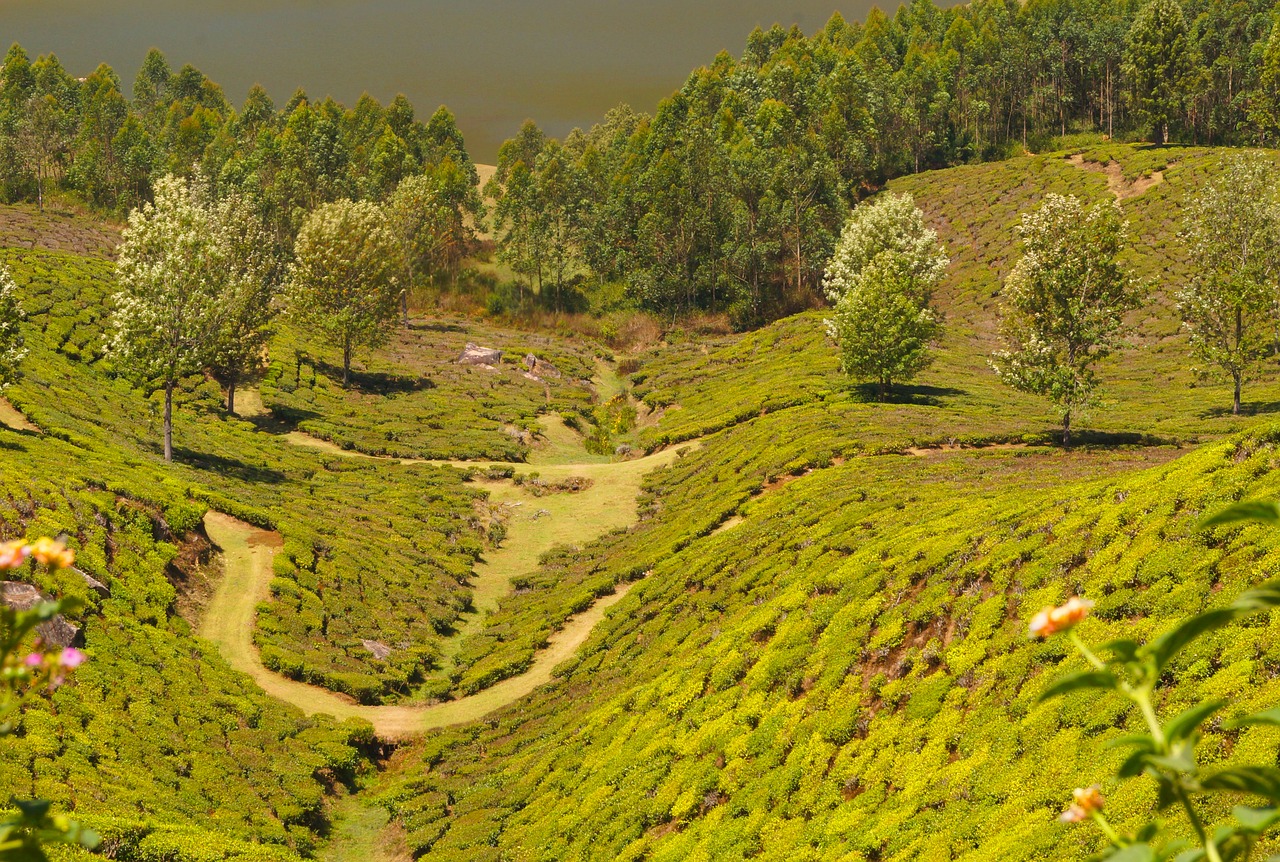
[3, 143, 1280, 861]
[367, 144, 1280, 860]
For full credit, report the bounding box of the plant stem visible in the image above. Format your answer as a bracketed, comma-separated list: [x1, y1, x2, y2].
[1069, 630, 1107, 671]
[1174, 782, 1221, 862]
[1091, 811, 1122, 846]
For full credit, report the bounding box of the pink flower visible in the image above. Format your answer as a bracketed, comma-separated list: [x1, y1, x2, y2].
[57, 648, 85, 669]
[0, 541, 28, 571]
[23, 653, 42, 667]
[1029, 596, 1095, 638]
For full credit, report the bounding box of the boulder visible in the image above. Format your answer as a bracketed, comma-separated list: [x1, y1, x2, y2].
[458, 344, 502, 367]
[361, 639, 393, 661]
[522, 354, 562, 379]
[74, 567, 110, 598]
[1, 582, 81, 647]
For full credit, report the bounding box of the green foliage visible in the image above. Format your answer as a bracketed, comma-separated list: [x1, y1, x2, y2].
[823, 193, 948, 399]
[992, 194, 1141, 443]
[1037, 522, 1280, 861]
[1177, 152, 1280, 415]
[285, 199, 402, 386]
[1124, 0, 1207, 143]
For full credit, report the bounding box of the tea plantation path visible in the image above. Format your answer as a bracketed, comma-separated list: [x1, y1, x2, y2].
[200, 437, 693, 740]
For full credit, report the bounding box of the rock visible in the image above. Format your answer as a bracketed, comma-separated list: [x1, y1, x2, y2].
[615, 443, 634, 457]
[73, 567, 110, 598]
[522, 354, 562, 380]
[361, 639, 393, 661]
[38, 616, 80, 648]
[0, 582, 81, 647]
[458, 344, 502, 367]
[1, 581, 42, 611]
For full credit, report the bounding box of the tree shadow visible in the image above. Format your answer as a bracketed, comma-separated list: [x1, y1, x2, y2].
[411, 321, 467, 333]
[172, 447, 287, 484]
[1026, 428, 1175, 449]
[313, 360, 435, 395]
[1198, 400, 1280, 420]
[245, 404, 321, 435]
[849, 382, 967, 406]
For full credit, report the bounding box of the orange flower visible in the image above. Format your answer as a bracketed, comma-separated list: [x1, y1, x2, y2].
[27, 537, 74, 570]
[1059, 786, 1104, 823]
[0, 540, 28, 570]
[1029, 596, 1094, 638]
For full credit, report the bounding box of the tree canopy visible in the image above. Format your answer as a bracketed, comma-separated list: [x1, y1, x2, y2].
[285, 199, 402, 387]
[992, 194, 1141, 443]
[1177, 152, 1280, 414]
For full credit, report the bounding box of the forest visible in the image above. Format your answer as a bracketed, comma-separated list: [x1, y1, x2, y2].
[6, 0, 1280, 326]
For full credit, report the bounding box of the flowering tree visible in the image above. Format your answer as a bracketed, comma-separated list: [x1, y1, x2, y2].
[822, 193, 949, 400]
[0, 537, 95, 858]
[286, 199, 402, 387]
[386, 173, 452, 325]
[110, 174, 227, 461]
[992, 194, 1140, 445]
[204, 190, 278, 414]
[1038, 500, 1280, 862]
[0, 265, 26, 388]
[1177, 153, 1280, 416]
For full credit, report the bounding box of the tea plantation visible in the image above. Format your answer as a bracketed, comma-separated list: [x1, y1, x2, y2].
[7, 143, 1280, 861]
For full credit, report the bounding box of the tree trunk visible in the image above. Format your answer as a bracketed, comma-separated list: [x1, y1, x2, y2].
[226, 376, 237, 414]
[401, 290, 409, 327]
[163, 380, 174, 462]
[1062, 409, 1071, 447]
[1234, 374, 1242, 415]
[343, 334, 351, 388]
[878, 378, 887, 402]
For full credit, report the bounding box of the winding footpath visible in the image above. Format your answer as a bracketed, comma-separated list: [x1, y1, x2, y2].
[199, 435, 692, 740]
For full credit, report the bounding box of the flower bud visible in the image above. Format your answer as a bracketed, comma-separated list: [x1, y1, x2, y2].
[0, 541, 28, 571]
[1029, 596, 1094, 638]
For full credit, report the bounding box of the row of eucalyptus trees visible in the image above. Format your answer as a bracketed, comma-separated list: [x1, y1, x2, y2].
[488, 0, 1280, 327]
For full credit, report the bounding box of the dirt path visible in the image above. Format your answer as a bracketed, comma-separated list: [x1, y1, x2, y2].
[200, 441, 692, 740]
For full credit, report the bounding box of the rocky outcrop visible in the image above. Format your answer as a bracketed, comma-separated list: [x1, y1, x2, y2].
[361, 639, 393, 661]
[522, 354, 561, 379]
[1, 582, 81, 647]
[458, 344, 502, 367]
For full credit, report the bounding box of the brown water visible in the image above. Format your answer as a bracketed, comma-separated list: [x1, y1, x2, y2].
[5, 0, 894, 161]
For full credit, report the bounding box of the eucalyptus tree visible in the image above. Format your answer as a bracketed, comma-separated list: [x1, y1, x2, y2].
[1124, 0, 1206, 144]
[1177, 152, 1280, 415]
[823, 193, 949, 400]
[992, 194, 1141, 444]
[109, 173, 226, 462]
[286, 199, 402, 386]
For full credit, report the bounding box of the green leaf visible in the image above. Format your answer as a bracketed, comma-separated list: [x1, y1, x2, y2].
[1202, 766, 1280, 801]
[1234, 805, 1280, 833]
[1200, 500, 1280, 528]
[1230, 580, 1280, 613]
[1108, 733, 1157, 751]
[1119, 748, 1154, 778]
[1148, 608, 1240, 673]
[1106, 844, 1157, 862]
[1038, 669, 1118, 701]
[1100, 639, 1141, 663]
[1228, 706, 1280, 729]
[1169, 848, 1204, 862]
[1147, 743, 1197, 775]
[1166, 700, 1227, 743]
